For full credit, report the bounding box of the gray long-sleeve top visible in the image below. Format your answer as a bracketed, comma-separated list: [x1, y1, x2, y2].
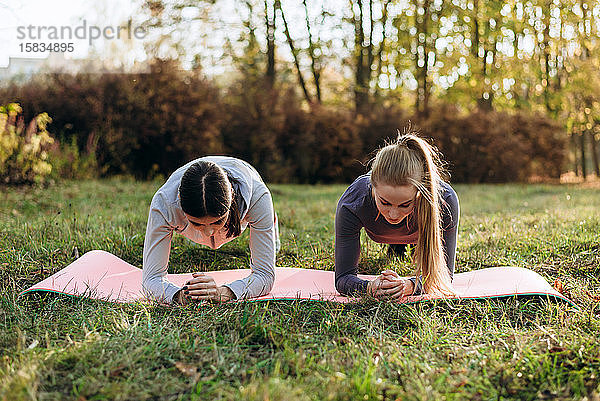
[334, 174, 459, 296]
[142, 156, 277, 303]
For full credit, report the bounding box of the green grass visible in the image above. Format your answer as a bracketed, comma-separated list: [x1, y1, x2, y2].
[1, 179, 599, 400]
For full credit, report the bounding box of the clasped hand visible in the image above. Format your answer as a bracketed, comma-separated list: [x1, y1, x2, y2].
[367, 270, 414, 301]
[175, 272, 235, 305]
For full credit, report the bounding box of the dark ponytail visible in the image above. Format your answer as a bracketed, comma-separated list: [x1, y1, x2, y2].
[179, 161, 243, 238]
[224, 173, 244, 238]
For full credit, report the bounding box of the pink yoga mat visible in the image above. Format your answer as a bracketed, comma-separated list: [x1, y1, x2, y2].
[20, 250, 573, 305]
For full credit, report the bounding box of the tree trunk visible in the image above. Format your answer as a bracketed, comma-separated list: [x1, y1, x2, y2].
[472, 0, 480, 60]
[302, 0, 321, 103]
[276, 0, 312, 104]
[352, 0, 369, 114]
[265, 0, 276, 87]
[542, 0, 552, 112]
[477, 47, 493, 111]
[367, 0, 375, 85]
[571, 131, 580, 176]
[415, 0, 430, 116]
[374, 0, 391, 99]
[590, 128, 600, 177]
[579, 129, 587, 179]
[422, 0, 430, 117]
[414, 28, 421, 114]
[473, 0, 492, 110]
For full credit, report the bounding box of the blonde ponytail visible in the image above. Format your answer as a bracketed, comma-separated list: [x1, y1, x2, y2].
[371, 129, 454, 296]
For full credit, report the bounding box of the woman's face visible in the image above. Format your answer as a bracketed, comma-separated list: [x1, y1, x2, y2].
[185, 212, 229, 238]
[372, 183, 417, 225]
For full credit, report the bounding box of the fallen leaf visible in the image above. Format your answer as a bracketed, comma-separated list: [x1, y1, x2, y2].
[201, 374, 217, 382]
[109, 364, 126, 377]
[456, 379, 468, 388]
[338, 336, 352, 345]
[553, 279, 564, 293]
[175, 361, 197, 377]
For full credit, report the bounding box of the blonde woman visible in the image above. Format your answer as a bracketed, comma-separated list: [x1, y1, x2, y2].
[334, 130, 459, 299]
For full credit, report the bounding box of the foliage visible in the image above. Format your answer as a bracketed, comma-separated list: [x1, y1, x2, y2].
[0, 60, 224, 179]
[220, 76, 286, 182]
[95, 60, 224, 178]
[221, 79, 363, 184]
[275, 101, 363, 184]
[1, 72, 569, 183]
[47, 135, 99, 180]
[419, 105, 567, 182]
[137, 0, 600, 176]
[0, 103, 54, 185]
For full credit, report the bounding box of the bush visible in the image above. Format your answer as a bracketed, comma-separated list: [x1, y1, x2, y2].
[96, 61, 224, 178]
[222, 82, 363, 184]
[47, 134, 98, 180]
[356, 104, 409, 161]
[1, 60, 224, 179]
[277, 103, 363, 183]
[0, 103, 54, 185]
[417, 105, 567, 183]
[0, 61, 568, 183]
[220, 77, 286, 182]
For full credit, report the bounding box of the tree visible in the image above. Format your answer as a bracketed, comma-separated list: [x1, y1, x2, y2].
[276, 0, 313, 103]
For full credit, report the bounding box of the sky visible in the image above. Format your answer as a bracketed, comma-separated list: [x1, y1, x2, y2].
[0, 0, 347, 75]
[0, 0, 143, 68]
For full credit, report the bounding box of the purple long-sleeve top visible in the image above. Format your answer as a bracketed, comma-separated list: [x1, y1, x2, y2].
[334, 174, 460, 296]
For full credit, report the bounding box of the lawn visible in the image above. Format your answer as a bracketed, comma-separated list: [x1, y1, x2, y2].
[1, 179, 599, 400]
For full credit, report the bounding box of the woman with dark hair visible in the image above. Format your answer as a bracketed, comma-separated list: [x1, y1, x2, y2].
[142, 156, 279, 304]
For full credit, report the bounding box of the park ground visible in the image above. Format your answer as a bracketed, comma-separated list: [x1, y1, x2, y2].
[1, 179, 599, 400]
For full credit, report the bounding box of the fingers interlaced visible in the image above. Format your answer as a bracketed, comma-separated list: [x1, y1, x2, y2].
[187, 276, 214, 284]
[188, 288, 217, 295]
[376, 285, 403, 297]
[374, 279, 410, 299]
[183, 273, 217, 302]
[185, 273, 216, 291]
[187, 281, 216, 291]
[378, 280, 399, 289]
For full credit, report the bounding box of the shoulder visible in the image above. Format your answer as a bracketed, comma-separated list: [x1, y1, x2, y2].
[439, 181, 459, 228]
[338, 174, 371, 209]
[336, 174, 372, 226]
[440, 181, 459, 207]
[149, 181, 186, 229]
